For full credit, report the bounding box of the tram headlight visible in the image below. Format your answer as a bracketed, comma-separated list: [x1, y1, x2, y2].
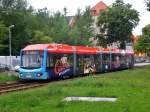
[37, 73, 42, 77]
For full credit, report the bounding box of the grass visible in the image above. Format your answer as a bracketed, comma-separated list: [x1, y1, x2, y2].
[0, 67, 150, 112]
[0, 72, 19, 83]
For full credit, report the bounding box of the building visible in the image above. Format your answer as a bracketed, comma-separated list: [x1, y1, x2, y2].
[90, 1, 136, 49]
[68, 1, 108, 31]
[89, 1, 108, 47]
[68, 1, 137, 50]
[90, 1, 108, 34]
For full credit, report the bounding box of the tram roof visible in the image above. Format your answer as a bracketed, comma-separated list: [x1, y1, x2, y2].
[23, 44, 50, 51]
[22, 44, 134, 54]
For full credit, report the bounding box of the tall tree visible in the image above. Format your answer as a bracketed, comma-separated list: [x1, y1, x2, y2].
[2, 12, 32, 55]
[0, 21, 7, 54]
[0, 0, 34, 55]
[49, 11, 69, 44]
[145, 0, 150, 11]
[0, 1, 94, 55]
[69, 7, 94, 46]
[0, 0, 28, 10]
[134, 24, 150, 55]
[30, 30, 52, 44]
[97, 0, 139, 48]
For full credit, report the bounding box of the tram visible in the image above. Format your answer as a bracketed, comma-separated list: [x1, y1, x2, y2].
[19, 44, 134, 80]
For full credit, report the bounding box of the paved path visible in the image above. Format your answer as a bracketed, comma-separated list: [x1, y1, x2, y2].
[134, 63, 150, 67]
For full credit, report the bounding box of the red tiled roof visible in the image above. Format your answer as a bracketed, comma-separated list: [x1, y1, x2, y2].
[91, 1, 108, 16]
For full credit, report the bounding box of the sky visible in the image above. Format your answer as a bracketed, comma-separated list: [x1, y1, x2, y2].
[29, 0, 150, 35]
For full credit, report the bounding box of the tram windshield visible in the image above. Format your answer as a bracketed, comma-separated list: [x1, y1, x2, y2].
[21, 51, 43, 69]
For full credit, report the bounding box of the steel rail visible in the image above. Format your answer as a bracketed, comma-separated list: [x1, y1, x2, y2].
[0, 82, 48, 95]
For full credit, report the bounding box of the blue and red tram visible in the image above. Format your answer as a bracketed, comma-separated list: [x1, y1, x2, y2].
[19, 44, 134, 80]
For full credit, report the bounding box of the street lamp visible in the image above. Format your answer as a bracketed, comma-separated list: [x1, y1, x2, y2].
[9, 25, 15, 70]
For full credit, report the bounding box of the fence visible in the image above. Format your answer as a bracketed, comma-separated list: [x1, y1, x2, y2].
[0, 56, 20, 70]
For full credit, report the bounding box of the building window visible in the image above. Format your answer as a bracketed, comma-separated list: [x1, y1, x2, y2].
[92, 10, 96, 15]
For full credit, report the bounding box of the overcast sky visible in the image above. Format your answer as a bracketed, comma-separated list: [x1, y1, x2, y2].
[29, 0, 150, 35]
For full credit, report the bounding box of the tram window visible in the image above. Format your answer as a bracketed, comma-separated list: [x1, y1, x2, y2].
[46, 53, 54, 68]
[76, 54, 96, 74]
[120, 54, 126, 64]
[112, 54, 121, 68]
[83, 55, 96, 74]
[22, 51, 43, 68]
[126, 55, 133, 64]
[126, 55, 130, 63]
[94, 54, 101, 72]
[46, 54, 50, 67]
[102, 53, 110, 64]
[77, 55, 84, 72]
[46, 53, 73, 68]
[112, 54, 116, 62]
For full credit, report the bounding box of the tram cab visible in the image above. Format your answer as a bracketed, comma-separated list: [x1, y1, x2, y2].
[19, 44, 75, 80]
[19, 50, 48, 79]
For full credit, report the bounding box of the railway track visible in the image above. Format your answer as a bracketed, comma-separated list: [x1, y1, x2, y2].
[0, 81, 48, 95]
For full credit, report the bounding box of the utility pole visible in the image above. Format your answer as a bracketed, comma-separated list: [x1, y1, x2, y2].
[9, 25, 15, 70]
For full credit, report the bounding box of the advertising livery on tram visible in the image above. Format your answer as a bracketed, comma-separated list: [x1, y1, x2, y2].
[19, 44, 134, 80]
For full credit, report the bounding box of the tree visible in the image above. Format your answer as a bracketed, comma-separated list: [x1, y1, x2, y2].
[0, 0, 34, 55]
[0, 21, 7, 39]
[145, 0, 150, 11]
[0, 21, 8, 54]
[69, 7, 94, 46]
[50, 11, 69, 44]
[97, 0, 139, 48]
[134, 24, 150, 55]
[0, 0, 28, 12]
[0, 0, 94, 55]
[30, 31, 52, 44]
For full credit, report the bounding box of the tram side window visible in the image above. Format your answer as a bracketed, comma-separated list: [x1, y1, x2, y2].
[77, 55, 84, 73]
[46, 54, 50, 68]
[120, 54, 126, 65]
[47, 53, 73, 68]
[112, 54, 121, 69]
[46, 53, 54, 68]
[102, 53, 110, 64]
[83, 55, 96, 73]
[94, 54, 101, 72]
[126, 55, 133, 65]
